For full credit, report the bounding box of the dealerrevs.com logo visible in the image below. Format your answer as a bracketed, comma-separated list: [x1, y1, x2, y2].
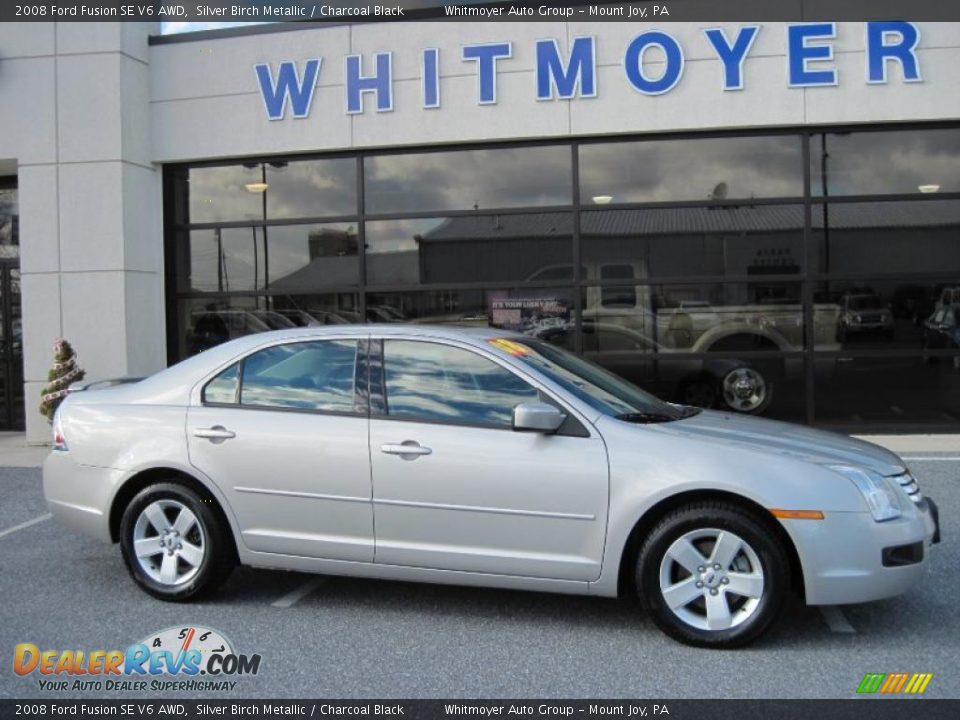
[13, 626, 261, 692]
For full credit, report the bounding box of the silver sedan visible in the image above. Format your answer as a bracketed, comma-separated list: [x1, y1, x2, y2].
[43, 326, 940, 647]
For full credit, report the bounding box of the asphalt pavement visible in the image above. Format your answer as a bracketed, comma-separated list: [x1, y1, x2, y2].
[0, 459, 956, 699]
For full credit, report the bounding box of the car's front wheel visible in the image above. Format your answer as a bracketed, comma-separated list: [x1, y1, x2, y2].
[636, 502, 789, 648]
[120, 482, 235, 601]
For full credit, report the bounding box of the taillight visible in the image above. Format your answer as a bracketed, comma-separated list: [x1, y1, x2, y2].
[52, 412, 68, 452]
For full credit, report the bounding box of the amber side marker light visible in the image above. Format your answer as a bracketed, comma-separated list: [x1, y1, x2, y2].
[769, 509, 825, 520]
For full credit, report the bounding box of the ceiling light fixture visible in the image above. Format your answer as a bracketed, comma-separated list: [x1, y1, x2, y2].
[918, 184, 940, 194]
[245, 182, 269, 193]
[592, 195, 613, 205]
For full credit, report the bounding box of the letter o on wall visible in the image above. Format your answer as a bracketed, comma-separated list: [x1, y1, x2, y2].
[624, 31, 684, 95]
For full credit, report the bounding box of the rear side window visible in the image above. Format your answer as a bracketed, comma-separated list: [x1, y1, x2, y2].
[382, 340, 538, 428]
[238, 340, 359, 412]
[203, 363, 239, 404]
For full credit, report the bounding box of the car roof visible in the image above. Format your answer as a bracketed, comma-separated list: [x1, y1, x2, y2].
[68, 324, 534, 407]
[200, 324, 529, 358]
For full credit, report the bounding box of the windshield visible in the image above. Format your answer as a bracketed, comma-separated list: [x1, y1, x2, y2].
[849, 296, 884, 310]
[506, 339, 696, 422]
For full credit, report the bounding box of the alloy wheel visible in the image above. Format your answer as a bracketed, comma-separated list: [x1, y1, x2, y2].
[658, 528, 765, 631]
[721, 368, 767, 412]
[132, 499, 206, 586]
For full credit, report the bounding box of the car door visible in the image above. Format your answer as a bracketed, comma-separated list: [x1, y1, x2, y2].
[187, 337, 374, 561]
[368, 338, 609, 582]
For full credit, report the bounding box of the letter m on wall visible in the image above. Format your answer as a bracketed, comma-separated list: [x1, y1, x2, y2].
[255, 59, 322, 120]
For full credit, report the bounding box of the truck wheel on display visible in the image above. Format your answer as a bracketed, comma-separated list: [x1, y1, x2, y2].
[719, 366, 774, 415]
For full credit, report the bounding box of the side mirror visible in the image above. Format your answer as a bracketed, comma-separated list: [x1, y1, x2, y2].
[512, 402, 566, 433]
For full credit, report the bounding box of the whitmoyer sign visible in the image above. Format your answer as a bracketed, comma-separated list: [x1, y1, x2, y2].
[255, 22, 923, 120]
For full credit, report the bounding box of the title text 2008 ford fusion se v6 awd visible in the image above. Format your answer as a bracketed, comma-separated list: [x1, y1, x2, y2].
[43, 326, 940, 647]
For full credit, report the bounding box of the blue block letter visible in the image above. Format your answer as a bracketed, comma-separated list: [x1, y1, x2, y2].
[788, 23, 837, 87]
[422, 48, 440, 108]
[624, 31, 684, 96]
[703, 26, 759, 90]
[462, 43, 512, 104]
[346, 52, 393, 114]
[255, 59, 321, 120]
[866, 22, 921, 83]
[536, 36, 596, 100]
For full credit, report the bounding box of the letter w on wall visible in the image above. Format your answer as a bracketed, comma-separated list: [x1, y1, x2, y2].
[255, 59, 322, 120]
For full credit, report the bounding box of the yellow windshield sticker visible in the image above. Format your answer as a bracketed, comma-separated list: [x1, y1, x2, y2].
[488, 338, 530, 356]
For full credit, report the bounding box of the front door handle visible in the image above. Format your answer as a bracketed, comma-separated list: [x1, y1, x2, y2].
[381, 441, 432, 459]
[194, 426, 236, 441]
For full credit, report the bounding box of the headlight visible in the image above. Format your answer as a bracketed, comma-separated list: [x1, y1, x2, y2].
[830, 466, 901, 521]
[895, 471, 923, 504]
[854, 314, 862, 323]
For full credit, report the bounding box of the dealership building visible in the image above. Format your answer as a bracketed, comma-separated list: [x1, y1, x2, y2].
[1, 18, 959, 442]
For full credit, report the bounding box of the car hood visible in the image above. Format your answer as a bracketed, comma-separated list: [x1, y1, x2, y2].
[664, 410, 906, 476]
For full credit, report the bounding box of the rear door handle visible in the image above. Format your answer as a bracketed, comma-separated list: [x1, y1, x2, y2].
[381, 442, 432, 458]
[194, 426, 236, 441]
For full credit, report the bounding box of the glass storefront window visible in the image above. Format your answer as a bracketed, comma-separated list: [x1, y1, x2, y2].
[175, 294, 361, 358]
[812, 128, 960, 196]
[365, 287, 576, 332]
[187, 165, 265, 223]
[264, 158, 357, 219]
[186, 160, 358, 223]
[165, 127, 960, 430]
[581, 281, 808, 352]
[579, 136, 803, 204]
[812, 199, 960, 276]
[0, 184, 18, 260]
[363, 145, 572, 214]
[179, 223, 359, 293]
[813, 278, 960, 352]
[582, 204, 804, 279]
[815, 356, 960, 426]
[365, 213, 573, 286]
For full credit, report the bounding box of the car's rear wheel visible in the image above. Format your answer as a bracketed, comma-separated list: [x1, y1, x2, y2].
[120, 482, 235, 601]
[636, 502, 788, 648]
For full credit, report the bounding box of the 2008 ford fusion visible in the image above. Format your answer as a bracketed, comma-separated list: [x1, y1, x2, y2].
[43, 326, 940, 647]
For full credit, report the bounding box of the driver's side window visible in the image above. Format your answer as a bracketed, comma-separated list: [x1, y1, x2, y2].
[381, 340, 539, 428]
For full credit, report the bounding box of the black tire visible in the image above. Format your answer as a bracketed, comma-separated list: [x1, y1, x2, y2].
[119, 482, 235, 602]
[677, 376, 718, 409]
[635, 502, 789, 648]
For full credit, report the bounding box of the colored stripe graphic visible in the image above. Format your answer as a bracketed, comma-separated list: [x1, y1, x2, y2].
[905, 673, 934, 694]
[857, 672, 932, 694]
[857, 673, 886, 693]
[881, 673, 909, 693]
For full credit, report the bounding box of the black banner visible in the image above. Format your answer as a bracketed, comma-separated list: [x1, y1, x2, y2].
[3, 0, 960, 25]
[2, 700, 960, 720]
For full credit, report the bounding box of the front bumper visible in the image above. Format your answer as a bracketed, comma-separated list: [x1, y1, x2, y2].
[783, 496, 939, 606]
[42, 451, 121, 542]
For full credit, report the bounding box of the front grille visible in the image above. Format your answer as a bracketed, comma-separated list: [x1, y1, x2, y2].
[860, 314, 883, 323]
[896, 473, 922, 503]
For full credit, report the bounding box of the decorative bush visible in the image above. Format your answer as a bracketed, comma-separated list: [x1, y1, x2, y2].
[39, 338, 85, 422]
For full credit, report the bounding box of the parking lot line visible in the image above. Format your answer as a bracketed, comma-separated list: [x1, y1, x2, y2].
[271, 577, 326, 608]
[0, 512, 52, 540]
[819, 606, 856, 634]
